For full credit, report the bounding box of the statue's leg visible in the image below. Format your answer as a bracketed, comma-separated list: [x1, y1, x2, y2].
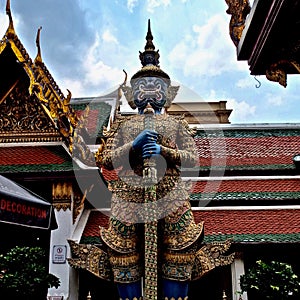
[162, 201, 204, 300]
[100, 217, 143, 300]
[107, 250, 142, 300]
[117, 280, 143, 300]
[162, 279, 189, 300]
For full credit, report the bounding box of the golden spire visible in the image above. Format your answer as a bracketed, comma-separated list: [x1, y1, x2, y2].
[35, 26, 43, 64]
[5, 0, 16, 38]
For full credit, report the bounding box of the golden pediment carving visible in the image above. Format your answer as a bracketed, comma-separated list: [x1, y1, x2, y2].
[0, 81, 58, 140]
[52, 182, 72, 211]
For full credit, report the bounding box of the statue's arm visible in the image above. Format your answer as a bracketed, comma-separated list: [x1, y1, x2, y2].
[160, 119, 198, 168]
[98, 138, 133, 170]
[95, 120, 134, 170]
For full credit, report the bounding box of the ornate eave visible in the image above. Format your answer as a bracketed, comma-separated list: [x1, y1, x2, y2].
[226, 0, 300, 87]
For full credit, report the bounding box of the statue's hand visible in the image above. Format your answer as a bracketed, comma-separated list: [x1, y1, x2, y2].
[132, 129, 158, 151]
[142, 142, 161, 158]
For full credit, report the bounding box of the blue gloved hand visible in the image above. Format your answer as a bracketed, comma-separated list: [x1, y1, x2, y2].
[132, 129, 158, 151]
[142, 142, 161, 158]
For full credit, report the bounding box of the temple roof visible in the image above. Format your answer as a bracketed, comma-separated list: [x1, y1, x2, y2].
[70, 89, 119, 144]
[0, 146, 78, 173]
[194, 125, 300, 174]
[0, 0, 79, 153]
[85, 122, 300, 246]
[190, 177, 300, 205]
[101, 124, 300, 182]
[80, 208, 300, 245]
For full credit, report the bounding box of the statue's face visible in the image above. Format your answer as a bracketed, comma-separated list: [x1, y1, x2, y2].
[131, 77, 169, 114]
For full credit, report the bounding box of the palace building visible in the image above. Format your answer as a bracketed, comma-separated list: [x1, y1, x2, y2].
[1, 1, 300, 299]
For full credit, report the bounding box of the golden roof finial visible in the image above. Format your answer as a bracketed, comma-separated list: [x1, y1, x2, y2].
[5, 0, 15, 38]
[35, 26, 43, 64]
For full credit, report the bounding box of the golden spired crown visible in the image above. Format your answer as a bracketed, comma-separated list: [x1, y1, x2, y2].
[138, 19, 163, 300]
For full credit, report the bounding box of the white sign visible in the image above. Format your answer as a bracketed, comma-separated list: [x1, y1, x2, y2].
[52, 245, 67, 264]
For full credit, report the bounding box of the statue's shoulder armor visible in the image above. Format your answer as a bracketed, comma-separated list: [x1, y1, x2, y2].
[173, 114, 197, 137]
[102, 115, 127, 138]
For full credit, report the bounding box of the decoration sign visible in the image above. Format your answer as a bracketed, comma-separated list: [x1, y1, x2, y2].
[53, 245, 67, 264]
[0, 195, 52, 229]
[0, 175, 56, 230]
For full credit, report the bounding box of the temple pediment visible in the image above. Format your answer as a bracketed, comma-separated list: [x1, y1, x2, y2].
[0, 0, 78, 148]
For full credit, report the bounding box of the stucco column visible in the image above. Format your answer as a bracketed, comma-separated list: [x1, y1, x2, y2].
[231, 252, 248, 300]
[48, 208, 77, 300]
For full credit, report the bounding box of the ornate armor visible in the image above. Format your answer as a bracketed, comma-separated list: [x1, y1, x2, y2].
[96, 113, 204, 284]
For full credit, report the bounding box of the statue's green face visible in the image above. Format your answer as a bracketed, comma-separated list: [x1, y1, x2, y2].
[131, 77, 169, 114]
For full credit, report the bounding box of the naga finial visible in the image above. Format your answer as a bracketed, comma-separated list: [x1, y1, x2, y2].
[5, 0, 15, 37]
[6, 0, 12, 23]
[35, 26, 43, 64]
[122, 69, 128, 86]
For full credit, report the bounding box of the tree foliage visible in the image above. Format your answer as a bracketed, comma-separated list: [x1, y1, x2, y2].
[0, 246, 60, 299]
[240, 260, 300, 299]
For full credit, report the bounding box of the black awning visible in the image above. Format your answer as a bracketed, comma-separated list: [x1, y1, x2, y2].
[0, 175, 57, 230]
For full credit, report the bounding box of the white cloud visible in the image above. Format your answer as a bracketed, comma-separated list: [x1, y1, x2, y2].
[60, 78, 85, 98]
[102, 29, 118, 44]
[206, 89, 217, 100]
[227, 98, 256, 122]
[0, 12, 7, 37]
[84, 35, 122, 84]
[168, 13, 249, 78]
[0, 11, 21, 37]
[146, 0, 171, 13]
[127, 0, 139, 13]
[236, 76, 256, 89]
[267, 94, 283, 106]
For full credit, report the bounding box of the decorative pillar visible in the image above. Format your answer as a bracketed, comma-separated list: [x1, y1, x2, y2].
[48, 181, 77, 300]
[231, 252, 248, 300]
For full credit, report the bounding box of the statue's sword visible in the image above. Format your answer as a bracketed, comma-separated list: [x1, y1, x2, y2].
[143, 111, 158, 300]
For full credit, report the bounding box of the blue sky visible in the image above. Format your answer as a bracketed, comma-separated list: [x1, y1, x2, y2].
[0, 0, 299, 124]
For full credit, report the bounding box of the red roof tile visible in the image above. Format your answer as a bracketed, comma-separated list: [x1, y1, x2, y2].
[82, 210, 109, 237]
[75, 110, 100, 136]
[82, 208, 300, 239]
[194, 135, 300, 168]
[0, 146, 66, 165]
[0, 146, 76, 172]
[101, 168, 119, 181]
[192, 209, 300, 236]
[192, 179, 300, 193]
[99, 132, 300, 178]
